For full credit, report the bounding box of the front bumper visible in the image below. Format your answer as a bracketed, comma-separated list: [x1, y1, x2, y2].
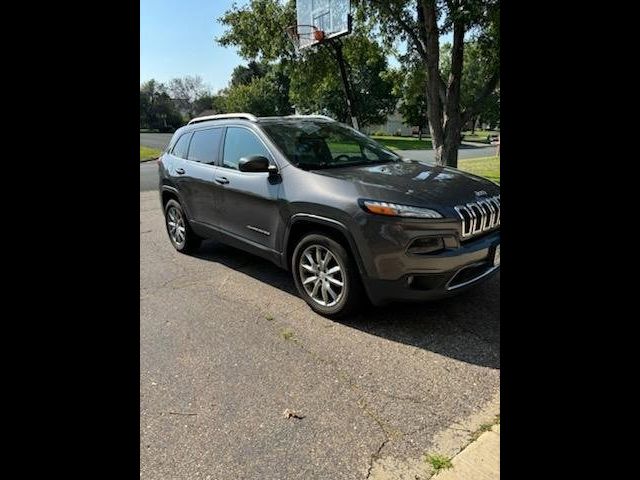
[360, 230, 500, 305]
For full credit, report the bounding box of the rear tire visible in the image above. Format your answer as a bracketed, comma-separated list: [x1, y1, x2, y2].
[164, 199, 201, 254]
[292, 233, 365, 317]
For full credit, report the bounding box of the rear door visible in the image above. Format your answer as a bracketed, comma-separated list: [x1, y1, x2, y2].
[174, 127, 223, 225]
[166, 131, 195, 214]
[214, 126, 282, 250]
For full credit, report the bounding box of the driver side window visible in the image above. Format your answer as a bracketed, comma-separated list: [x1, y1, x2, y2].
[222, 127, 271, 170]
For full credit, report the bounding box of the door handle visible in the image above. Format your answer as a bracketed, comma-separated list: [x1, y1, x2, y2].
[214, 176, 229, 185]
[175, 168, 185, 175]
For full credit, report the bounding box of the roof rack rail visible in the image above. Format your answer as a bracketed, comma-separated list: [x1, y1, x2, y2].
[287, 114, 335, 121]
[187, 113, 258, 125]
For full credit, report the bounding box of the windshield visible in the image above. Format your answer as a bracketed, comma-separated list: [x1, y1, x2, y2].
[260, 120, 401, 170]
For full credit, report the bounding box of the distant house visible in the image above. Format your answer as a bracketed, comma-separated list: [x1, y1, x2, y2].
[362, 111, 413, 136]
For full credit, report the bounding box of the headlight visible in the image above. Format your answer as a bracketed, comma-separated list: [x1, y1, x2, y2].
[360, 200, 442, 219]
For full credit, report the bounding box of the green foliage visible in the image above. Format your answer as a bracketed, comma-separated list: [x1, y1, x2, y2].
[217, 0, 397, 127]
[221, 62, 292, 116]
[458, 156, 500, 184]
[287, 34, 398, 126]
[191, 95, 215, 115]
[425, 453, 453, 472]
[140, 80, 184, 131]
[230, 60, 269, 87]
[371, 136, 432, 151]
[364, 0, 500, 166]
[394, 62, 428, 129]
[216, 0, 296, 62]
[140, 146, 162, 162]
[441, 41, 499, 127]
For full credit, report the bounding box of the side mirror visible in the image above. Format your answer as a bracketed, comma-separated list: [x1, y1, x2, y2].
[238, 155, 277, 174]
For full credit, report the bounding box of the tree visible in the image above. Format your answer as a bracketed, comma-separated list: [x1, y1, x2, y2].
[222, 63, 292, 116]
[393, 63, 429, 139]
[217, 0, 397, 128]
[440, 41, 499, 133]
[166, 75, 210, 119]
[140, 80, 183, 131]
[289, 34, 397, 127]
[367, 0, 500, 167]
[230, 60, 269, 87]
[217, 0, 296, 62]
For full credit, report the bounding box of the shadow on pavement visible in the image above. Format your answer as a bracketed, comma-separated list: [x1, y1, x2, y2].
[195, 240, 500, 370]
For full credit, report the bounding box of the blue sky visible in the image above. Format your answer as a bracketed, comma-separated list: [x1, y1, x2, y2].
[140, 0, 244, 92]
[140, 0, 448, 93]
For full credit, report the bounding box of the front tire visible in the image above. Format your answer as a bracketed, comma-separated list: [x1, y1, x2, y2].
[292, 233, 364, 317]
[164, 199, 201, 254]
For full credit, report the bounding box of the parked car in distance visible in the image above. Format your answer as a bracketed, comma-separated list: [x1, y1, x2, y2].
[158, 113, 500, 317]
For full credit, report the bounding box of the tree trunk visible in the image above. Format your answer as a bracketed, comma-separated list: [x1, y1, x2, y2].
[441, 16, 465, 168]
[420, 0, 446, 165]
[471, 116, 476, 134]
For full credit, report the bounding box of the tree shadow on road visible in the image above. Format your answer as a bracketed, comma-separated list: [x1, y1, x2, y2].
[195, 240, 500, 369]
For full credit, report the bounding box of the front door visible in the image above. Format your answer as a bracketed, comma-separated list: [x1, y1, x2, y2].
[214, 126, 282, 251]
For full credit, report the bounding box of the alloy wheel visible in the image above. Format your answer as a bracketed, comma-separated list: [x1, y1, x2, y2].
[166, 206, 186, 247]
[298, 245, 345, 307]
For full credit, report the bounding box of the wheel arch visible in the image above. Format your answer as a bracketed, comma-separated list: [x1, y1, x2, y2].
[284, 214, 367, 277]
[160, 185, 193, 220]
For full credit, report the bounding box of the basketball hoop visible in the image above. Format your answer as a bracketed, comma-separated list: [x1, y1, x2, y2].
[286, 24, 325, 51]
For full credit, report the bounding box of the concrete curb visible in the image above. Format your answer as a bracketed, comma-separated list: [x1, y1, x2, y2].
[433, 424, 500, 480]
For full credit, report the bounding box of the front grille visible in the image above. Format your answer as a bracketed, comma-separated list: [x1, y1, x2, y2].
[454, 195, 500, 239]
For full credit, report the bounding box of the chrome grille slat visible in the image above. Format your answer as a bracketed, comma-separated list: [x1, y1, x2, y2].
[454, 195, 500, 239]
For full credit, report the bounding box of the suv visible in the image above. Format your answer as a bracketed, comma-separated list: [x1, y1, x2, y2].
[158, 113, 500, 317]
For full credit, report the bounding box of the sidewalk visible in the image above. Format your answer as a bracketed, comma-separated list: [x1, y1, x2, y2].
[434, 424, 500, 479]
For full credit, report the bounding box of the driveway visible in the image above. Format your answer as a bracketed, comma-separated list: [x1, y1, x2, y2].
[140, 191, 500, 479]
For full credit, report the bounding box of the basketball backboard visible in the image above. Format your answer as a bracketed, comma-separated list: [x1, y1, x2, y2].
[294, 0, 351, 50]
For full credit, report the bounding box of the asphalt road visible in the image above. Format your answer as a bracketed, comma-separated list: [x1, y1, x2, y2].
[140, 191, 500, 479]
[141, 132, 173, 150]
[139, 134, 498, 192]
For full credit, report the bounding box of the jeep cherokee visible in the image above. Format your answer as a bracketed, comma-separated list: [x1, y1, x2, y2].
[158, 113, 500, 317]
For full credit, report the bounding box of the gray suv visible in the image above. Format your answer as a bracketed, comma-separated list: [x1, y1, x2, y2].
[158, 113, 500, 317]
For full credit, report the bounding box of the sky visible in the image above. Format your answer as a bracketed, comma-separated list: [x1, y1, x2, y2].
[140, 0, 244, 92]
[140, 0, 450, 93]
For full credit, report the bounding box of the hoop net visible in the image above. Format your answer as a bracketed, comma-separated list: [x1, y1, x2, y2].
[286, 24, 325, 51]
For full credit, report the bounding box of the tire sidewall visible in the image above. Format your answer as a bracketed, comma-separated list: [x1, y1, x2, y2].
[292, 234, 352, 316]
[164, 199, 190, 252]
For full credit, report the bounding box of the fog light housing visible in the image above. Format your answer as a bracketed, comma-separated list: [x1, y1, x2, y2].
[407, 237, 445, 255]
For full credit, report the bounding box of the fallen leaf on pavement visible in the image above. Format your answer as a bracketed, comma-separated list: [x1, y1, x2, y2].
[283, 408, 304, 419]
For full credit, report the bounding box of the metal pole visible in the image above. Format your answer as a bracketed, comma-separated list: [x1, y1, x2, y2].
[331, 40, 359, 130]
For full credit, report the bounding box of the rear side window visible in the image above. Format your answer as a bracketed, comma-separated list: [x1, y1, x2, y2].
[222, 127, 271, 170]
[187, 128, 223, 165]
[171, 133, 191, 159]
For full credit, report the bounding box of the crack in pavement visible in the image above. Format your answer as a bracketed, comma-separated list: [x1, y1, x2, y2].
[365, 438, 390, 480]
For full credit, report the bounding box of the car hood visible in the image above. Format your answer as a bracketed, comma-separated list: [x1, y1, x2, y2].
[311, 160, 499, 208]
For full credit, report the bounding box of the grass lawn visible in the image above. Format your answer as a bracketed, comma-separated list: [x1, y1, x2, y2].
[458, 156, 500, 183]
[371, 135, 433, 150]
[140, 146, 162, 162]
[461, 130, 499, 143]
